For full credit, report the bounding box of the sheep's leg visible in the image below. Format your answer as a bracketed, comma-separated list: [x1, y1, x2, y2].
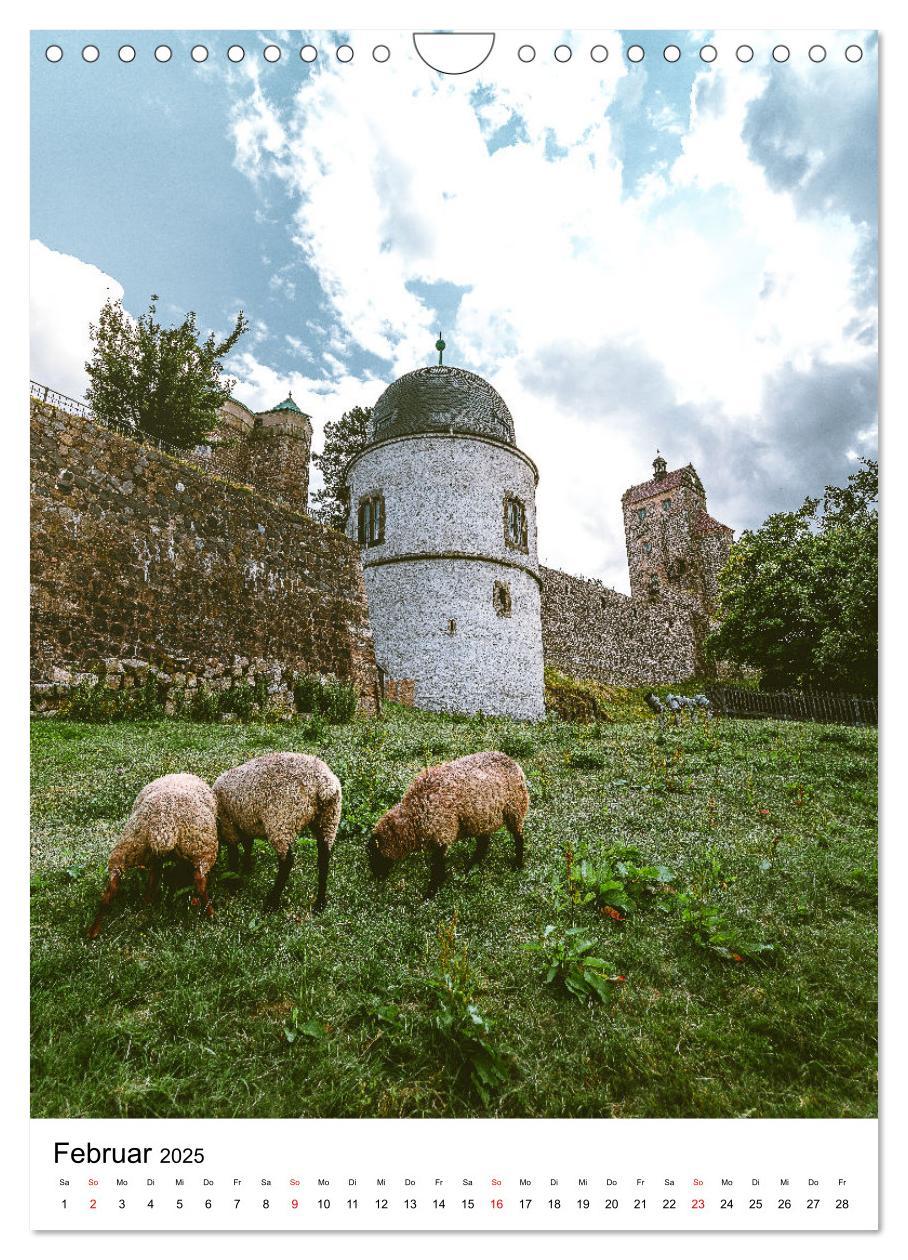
[221, 842, 241, 894]
[87, 869, 123, 940]
[312, 793, 341, 912]
[425, 845, 446, 899]
[508, 819, 526, 870]
[143, 860, 162, 906]
[467, 835, 491, 869]
[313, 839, 331, 913]
[193, 866, 214, 919]
[241, 836, 255, 874]
[263, 846, 294, 912]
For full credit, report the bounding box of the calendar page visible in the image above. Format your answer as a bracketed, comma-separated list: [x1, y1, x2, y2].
[27, 5, 880, 1238]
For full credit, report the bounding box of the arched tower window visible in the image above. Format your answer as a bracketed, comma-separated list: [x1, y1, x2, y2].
[357, 493, 385, 546]
[504, 494, 528, 551]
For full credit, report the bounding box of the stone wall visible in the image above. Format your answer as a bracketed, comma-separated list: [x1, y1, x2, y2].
[189, 420, 312, 515]
[30, 400, 379, 713]
[540, 565, 705, 686]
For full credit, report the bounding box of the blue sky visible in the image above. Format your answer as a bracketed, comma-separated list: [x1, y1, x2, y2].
[30, 28, 878, 587]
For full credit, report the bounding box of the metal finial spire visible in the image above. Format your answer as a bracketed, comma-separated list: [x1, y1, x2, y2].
[435, 331, 446, 366]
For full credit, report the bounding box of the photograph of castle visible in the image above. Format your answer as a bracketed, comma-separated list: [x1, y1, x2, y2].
[30, 30, 877, 1121]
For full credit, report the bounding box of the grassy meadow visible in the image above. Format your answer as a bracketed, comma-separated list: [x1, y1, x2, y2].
[30, 701, 877, 1119]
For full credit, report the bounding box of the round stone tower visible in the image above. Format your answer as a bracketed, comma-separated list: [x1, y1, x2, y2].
[247, 395, 313, 512]
[345, 360, 545, 719]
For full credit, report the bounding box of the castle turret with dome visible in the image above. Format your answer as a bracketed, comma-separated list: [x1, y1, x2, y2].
[345, 345, 545, 719]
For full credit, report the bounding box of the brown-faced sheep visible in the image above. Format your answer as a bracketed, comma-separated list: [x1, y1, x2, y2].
[87, 773, 219, 939]
[368, 750, 529, 899]
[212, 752, 342, 912]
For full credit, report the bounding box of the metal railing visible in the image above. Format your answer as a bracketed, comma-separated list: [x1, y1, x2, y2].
[707, 684, 877, 727]
[30, 379, 194, 456]
[30, 380, 93, 419]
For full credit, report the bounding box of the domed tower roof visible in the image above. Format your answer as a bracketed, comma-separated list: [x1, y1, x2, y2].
[261, 393, 306, 416]
[369, 365, 516, 446]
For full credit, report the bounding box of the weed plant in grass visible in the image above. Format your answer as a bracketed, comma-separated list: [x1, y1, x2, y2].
[30, 705, 877, 1118]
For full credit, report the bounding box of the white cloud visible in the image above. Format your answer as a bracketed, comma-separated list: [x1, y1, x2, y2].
[224, 38, 875, 583]
[29, 240, 124, 401]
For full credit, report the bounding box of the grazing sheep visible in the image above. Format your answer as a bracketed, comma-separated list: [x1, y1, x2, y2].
[87, 773, 219, 939]
[368, 750, 529, 899]
[690, 693, 713, 722]
[665, 692, 714, 725]
[212, 752, 342, 913]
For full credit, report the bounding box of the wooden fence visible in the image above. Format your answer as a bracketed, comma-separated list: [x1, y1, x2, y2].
[707, 685, 877, 727]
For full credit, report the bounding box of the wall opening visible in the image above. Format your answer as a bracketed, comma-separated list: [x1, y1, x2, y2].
[503, 494, 528, 551]
[492, 580, 512, 617]
[357, 493, 385, 546]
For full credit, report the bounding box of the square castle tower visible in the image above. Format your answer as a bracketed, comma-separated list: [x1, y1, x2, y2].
[622, 454, 733, 620]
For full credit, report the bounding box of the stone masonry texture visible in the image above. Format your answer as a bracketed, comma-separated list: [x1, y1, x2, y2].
[346, 429, 546, 720]
[30, 400, 378, 713]
[188, 401, 313, 514]
[540, 565, 704, 686]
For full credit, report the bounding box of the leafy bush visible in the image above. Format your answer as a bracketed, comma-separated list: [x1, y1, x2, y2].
[526, 924, 624, 1003]
[649, 745, 689, 794]
[190, 686, 220, 722]
[219, 683, 256, 721]
[565, 843, 675, 918]
[66, 677, 165, 723]
[128, 676, 163, 719]
[293, 673, 358, 724]
[544, 669, 612, 722]
[674, 892, 772, 963]
[425, 916, 510, 1106]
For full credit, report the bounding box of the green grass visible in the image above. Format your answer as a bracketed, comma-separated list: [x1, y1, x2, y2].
[30, 705, 877, 1119]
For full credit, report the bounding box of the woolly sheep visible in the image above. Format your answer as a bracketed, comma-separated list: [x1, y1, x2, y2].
[212, 752, 342, 913]
[87, 773, 219, 939]
[368, 750, 529, 899]
[665, 692, 713, 725]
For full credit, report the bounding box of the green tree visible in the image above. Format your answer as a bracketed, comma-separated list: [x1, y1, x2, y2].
[707, 459, 877, 694]
[310, 405, 372, 530]
[85, 294, 248, 448]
